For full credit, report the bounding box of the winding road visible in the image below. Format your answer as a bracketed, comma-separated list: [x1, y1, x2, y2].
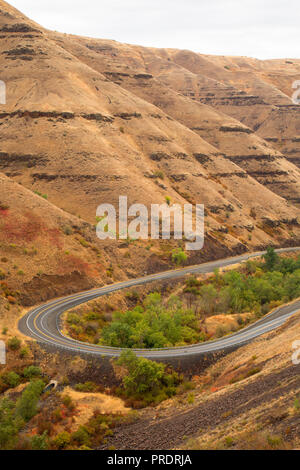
[19, 247, 300, 359]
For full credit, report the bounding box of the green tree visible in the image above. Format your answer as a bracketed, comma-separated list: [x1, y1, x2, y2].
[0, 398, 18, 449]
[71, 426, 91, 447]
[117, 350, 166, 395]
[199, 284, 218, 314]
[31, 431, 49, 450]
[53, 431, 71, 449]
[263, 247, 279, 271]
[15, 380, 44, 422]
[283, 269, 300, 299]
[100, 294, 201, 349]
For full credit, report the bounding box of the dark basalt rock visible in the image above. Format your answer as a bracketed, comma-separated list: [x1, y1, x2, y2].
[219, 125, 253, 134]
[0, 23, 39, 33]
[150, 152, 170, 161]
[81, 113, 114, 123]
[193, 153, 211, 164]
[134, 73, 153, 79]
[114, 112, 142, 120]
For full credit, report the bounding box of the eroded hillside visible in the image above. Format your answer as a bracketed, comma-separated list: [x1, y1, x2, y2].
[0, 1, 299, 451]
[0, 0, 299, 307]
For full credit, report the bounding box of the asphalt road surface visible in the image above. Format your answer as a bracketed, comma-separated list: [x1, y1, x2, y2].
[18, 247, 300, 359]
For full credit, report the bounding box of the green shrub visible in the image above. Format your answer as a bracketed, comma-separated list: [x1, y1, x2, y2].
[75, 382, 97, 393]
[185, 276, 200, 288]
[224, 436, 234, 447]
[2, 372, 21, 388]
[53, 431, 71, 449]
[172, 249, 187, 266]
[246, 367, 261, 377]
[7, 337, 21, 351]
[216, 326, 226, 338]
[34, 191, 48, 200]
[31, 431, 49, 450]
[23, 366, 42, 379]
[125, 291, 140, 302]
[154, 171, 164, 179]
[19, 348, 29, 359]
[62, 395, 75, 411]
[267, 435, 282, 448]
[52, 408, 62, 423]
[182, 381, 195, 391]
[71, 426, 91, 447]
[187, 393, 195, 404]
[67, 313, 82, 326]
[62, 225, 73, 236]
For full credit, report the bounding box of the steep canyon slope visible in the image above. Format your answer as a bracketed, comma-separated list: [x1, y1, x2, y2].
[0, 0, 299, 306]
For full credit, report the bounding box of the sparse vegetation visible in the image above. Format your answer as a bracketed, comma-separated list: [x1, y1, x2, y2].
[74, 382, 98, 393]
[182, 250, 300, 318]
[154, 170, 164, 179]
[34, 191, 48, 200]
[62, 225, 73, 236]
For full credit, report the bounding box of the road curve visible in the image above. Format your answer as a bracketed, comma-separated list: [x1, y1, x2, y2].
[19, 247, 300, 359]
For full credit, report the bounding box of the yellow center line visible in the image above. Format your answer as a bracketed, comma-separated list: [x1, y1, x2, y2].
[26, 247, 300, 355]
[32, 297, 288, 355]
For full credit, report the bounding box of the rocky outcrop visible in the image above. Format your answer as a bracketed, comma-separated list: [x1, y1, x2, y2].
[219, 125, 253, 134]
[150, 152, 170, 161]
[114, 112, 142, 120]
[0, 110, 114, 122]
[0, 152, 49, 168]
[0, 22, 39, 33]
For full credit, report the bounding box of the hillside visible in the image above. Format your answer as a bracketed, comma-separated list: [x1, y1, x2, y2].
[0, 0, 299, 287]
[0, 0, 299, 324]
[0, 0, 299, 452]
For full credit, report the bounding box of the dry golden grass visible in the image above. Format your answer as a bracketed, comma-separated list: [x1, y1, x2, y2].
[62, 386, 129, 431]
